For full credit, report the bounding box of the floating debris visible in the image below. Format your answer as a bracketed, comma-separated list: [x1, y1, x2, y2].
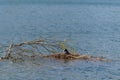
[42, 53, 110, 62]
[0, 38, 110, 62]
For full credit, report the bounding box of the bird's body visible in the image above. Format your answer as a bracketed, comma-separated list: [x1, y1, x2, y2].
[64, 49, 71, 55]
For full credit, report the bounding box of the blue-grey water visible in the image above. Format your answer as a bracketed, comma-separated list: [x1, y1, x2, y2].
[0, 1, 120, 80]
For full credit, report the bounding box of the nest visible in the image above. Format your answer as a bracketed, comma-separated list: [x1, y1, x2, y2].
[43, 53, 87, 60]
[0, 38, 110, 62]
[42, 53, 109, 61]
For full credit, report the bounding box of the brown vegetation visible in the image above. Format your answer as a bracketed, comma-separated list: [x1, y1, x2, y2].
[0, 39, 110, 62]
[42, 53, 110, 61]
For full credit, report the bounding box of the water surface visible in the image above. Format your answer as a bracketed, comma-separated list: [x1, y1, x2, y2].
[0, 2, 120, 80]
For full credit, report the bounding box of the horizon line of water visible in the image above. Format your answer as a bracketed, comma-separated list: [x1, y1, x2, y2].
[0, 0, 120, 5]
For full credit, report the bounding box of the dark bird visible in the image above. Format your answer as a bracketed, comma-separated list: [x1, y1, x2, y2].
[64, 49, 71, 54]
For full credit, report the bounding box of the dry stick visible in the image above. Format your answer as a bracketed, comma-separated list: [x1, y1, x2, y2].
[30, 45, 43, 55]
[41, 44, 52, 53]
[7, 44, 13, 54]
[2, 43, 14, 59]
[1, 39, 70, 61]
[13, 40, 43, 46]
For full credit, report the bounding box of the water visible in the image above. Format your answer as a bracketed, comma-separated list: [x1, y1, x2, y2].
[0, 1, 120, 80]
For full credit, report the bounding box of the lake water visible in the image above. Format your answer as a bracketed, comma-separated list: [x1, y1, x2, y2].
[0, 1, 120, 80]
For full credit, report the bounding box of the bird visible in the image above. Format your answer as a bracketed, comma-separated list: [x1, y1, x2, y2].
[64, 49, 71, 55]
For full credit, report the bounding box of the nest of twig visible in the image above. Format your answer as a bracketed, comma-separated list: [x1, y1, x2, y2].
[42, 53, 109, 61]
[0, 38, 110, 62]
[0, 38, 74, 62]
